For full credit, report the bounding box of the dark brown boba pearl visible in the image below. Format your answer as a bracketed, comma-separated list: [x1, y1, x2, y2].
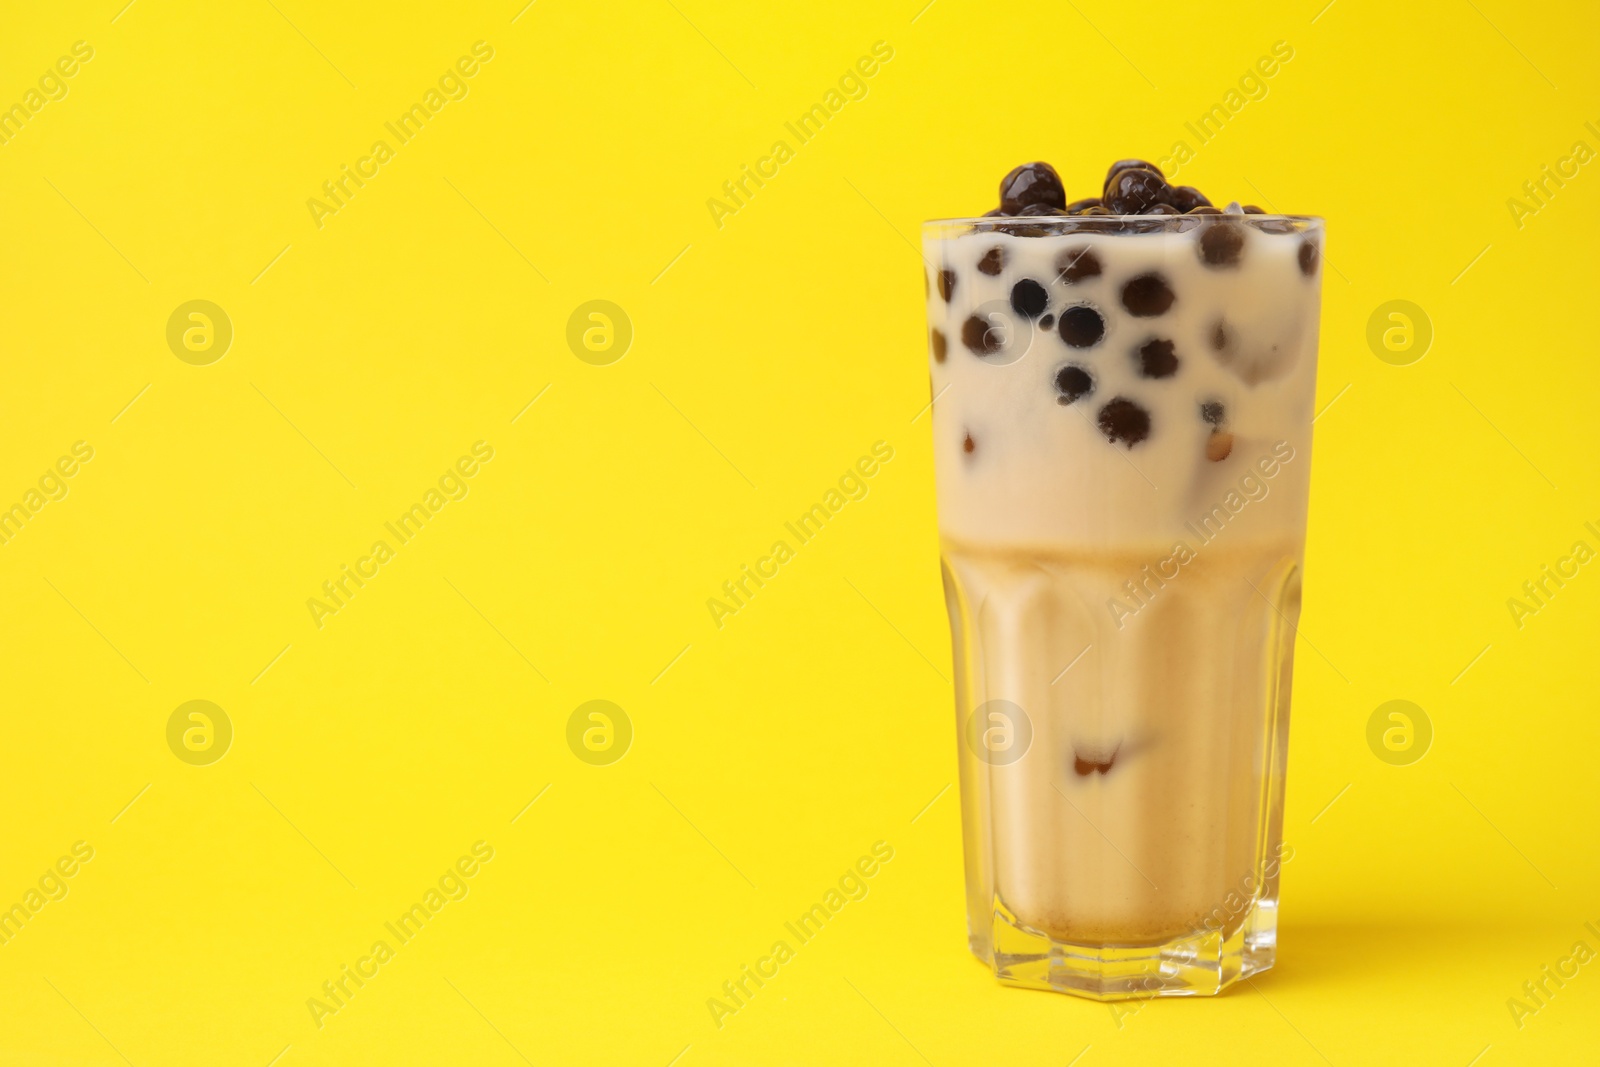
[1058, 305, 1105, 348]
[1077, 206, 1112, 216]
[1121, 273, 1175, 317]
[1017, 202, 1066, 216]
[1104, 159, 1163, 186]
[981, 208, 1004, 217]
[937, 269, 956, 301]
[1105, 167, 1168, 214]
[1299, 239, 1320, 276]
[1074, 749, 1116, 775]
[962, 314, 1003, 355]
[1243, 204, 1266, 214]
[1136, 338, 1179, 379]
[977, 246, 1005, 275]
[1165, 185, 1211, 212]
[1200, 400, 1226, 427]
[1055, 246, 1101, 284]
[1143, 202, 1181, 215]
[1210, 321, 1229, 351]
[963, 432, 976, 454]
[1198, 221, 1246, 268]
[1206, 431, 1234, 462]
[1055, 364, 1093, 404]
[1064, 197, 1102, 213]
[1097, 397, 1151, 447]
[999, 162, 1066, 215]
[931, 328, 947, 364]
[1038, 313, 1054, 331]
[1011, 279, 1048, 318]
[1187, 205, 1222, 215]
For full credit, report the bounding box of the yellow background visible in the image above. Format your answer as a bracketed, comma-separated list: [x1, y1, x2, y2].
[2, 0, 1597, 1063]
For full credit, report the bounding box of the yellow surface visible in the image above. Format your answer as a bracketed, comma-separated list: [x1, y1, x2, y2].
[2, 1, 1597, 1063]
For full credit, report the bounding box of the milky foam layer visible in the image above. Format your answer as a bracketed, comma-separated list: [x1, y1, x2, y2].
[924, 220, 1322, 551]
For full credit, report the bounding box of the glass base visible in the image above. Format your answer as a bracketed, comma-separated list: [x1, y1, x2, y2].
[973, 896, 1278, 1000]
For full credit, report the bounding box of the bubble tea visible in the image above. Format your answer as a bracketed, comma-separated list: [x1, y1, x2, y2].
[924, 161, 1321, 999]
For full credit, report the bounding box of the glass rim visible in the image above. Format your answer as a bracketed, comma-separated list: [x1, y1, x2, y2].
[923, 213, 1323, 228]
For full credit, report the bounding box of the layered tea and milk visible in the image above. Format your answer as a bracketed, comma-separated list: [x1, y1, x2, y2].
[923, 160, 1321, 998]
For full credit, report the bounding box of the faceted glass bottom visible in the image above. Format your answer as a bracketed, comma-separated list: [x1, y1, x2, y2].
[974, 895, 1277, 999]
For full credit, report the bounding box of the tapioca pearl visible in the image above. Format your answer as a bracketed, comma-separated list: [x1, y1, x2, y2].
[1054, 364, 1094, 405]
[1073, 749, 1117, 776]
[1104, 167, 1169, 214]
[1206, 430, 1234, 462]
[1064, 197, 1102, 213]
[930, 328, 947, 364]
[1198, 221, 1246, 268]
[977, 246, 1005, 275]
[961, 314, 1003, 356]
[1120, 273, 1175, 317]
[962, 431, 977, 455]
[1058, 305, 1105, 348]
[1010, 279, 1049, 318]
[1210, 320, 1230, 352]
[1097, 397, 1151, 447]
[998, 162, 1066, 214]
[937, 269, 957, 301]
[1200, 399, 1226, 428]
[1104, 159, 1164, 186]
[1038, 313, 1055, 331]
[1055, 246, 1101, 285]
[1136, 338, 1179, 379]
[1299, 239, 1320, 276]
[1165, 185, 1211, 212]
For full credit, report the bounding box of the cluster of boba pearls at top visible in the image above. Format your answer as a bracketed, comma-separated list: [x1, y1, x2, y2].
[928, 159, 1319, 464]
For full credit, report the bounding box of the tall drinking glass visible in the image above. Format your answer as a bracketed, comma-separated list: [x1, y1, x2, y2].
[922, 212, 1322, 998]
